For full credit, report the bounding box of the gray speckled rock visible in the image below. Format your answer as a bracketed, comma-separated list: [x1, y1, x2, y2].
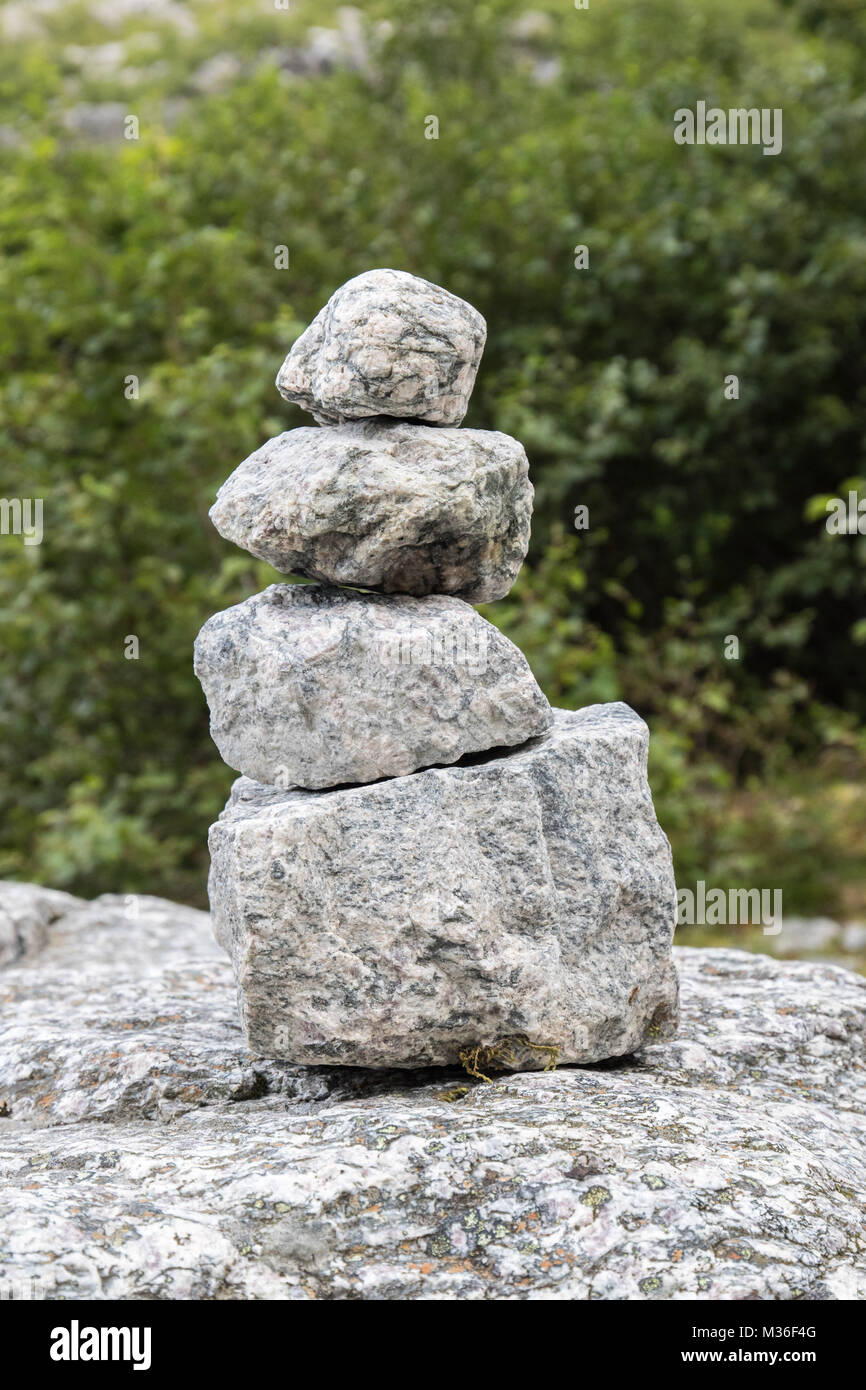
[0, 892, 319, 1128]
[193, 583, 550, 789]
[2, 888, 865, 1300]
[0, 881, 84, 968]
[209, 421, 532, 602]
[276, 269, 486, 426]
[207, 703, 678, 1068]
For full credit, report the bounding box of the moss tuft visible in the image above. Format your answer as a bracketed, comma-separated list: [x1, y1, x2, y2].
[458, 1034, 560, 1083]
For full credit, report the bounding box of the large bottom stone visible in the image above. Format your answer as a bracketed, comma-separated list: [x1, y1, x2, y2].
[207, 703, 679, 1068]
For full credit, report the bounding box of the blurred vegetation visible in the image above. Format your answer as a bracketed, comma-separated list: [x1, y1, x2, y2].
[0, 0, 864, 925]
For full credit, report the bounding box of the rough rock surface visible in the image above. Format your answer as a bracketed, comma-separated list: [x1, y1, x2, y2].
[209, 420, 532, 602]
[275, 269, 486, 426]
[208, 703, 678, 1067]
[194, 583, 550, 789]
[2, 884, 865, 1300]
[0, 880, 84, 968]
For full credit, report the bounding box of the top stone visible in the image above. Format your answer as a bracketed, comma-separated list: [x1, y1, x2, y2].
[276, 269, 487, 426]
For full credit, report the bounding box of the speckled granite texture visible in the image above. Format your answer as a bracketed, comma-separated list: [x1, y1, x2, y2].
[275, 268, 486, 426]
[194, 583, 551, 789]
[207, 703, 678, 1068]
[1, 884, 864, 1300]
[209, 420, 532, 601]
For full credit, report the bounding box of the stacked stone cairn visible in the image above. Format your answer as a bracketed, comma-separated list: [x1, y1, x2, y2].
[194, 269, 679, 1071]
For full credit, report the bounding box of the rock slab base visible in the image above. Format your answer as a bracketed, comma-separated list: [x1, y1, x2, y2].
[2, 886, 864, 1299]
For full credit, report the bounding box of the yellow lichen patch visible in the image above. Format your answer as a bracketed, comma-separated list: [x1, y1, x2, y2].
[436, 1084, 472, 1103]
[458, 1034, 560, 1083]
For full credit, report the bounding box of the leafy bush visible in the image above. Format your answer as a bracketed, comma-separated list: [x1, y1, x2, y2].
[0, 0, 864, 910]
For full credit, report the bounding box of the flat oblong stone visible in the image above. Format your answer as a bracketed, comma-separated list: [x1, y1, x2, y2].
[207, 703, 679, 1069]
[193, 584, 551, 789]
[208, 421, 532, 602]
[275, 269, 486, 426]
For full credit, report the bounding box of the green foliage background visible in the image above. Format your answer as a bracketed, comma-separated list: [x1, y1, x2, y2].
[0, 0, 863, 922]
